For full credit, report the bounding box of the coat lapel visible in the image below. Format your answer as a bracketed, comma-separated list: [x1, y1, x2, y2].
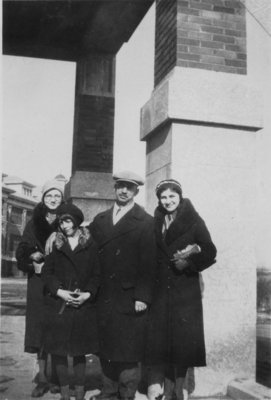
[155, 199, 198, 255]
[96, 204, 141, 247]
[55, 229, 91, 274]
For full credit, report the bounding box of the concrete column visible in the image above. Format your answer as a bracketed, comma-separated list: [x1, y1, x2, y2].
[66, 55, 116, 222]
[141, 0, 263, 395]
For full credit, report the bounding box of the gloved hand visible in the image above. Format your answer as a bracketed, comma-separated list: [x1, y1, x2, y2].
[33, 261, 44, 274]
[135, 301, 147, 312]
[171, 254, 189, 272]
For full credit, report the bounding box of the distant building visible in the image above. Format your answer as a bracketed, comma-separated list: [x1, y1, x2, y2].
[1, 174, 38, 277]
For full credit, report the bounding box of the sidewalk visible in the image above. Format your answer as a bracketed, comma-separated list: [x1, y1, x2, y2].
[0, 314, 233, 400]
[0, 279, 232, 400]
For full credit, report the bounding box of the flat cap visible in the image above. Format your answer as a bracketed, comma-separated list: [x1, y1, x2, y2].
[113, 171, 145, 186]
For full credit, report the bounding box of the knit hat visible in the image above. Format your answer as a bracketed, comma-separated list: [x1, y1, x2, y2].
[57, 203, 84, 227]
[42, 179, 64, 199]
[155, 179, 182, 199]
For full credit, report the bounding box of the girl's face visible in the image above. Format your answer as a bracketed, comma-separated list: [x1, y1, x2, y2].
[159, 188, 181, 213]
[43, 189, 62, 210]
[59, 218, 77, 237]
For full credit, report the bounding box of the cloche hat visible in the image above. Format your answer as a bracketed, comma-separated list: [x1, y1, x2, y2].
[57, 203, 84, 227]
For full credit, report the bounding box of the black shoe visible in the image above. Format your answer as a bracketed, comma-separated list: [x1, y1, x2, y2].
[50, 383, 60, 394]
[92, 394, 118, 400]
[31, 382, 50, 397]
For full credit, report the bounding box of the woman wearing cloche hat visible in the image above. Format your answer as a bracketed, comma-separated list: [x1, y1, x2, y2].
[41, 203, 100, 400]
[145, 179, 217, 400]
[16, 179, 65, 397]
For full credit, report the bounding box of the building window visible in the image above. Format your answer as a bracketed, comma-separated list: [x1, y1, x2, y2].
[9, 234, 21, 258]
[23, 188, 32, 196]
[10, 207, 23, 225]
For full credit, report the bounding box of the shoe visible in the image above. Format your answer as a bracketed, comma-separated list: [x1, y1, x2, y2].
[31, 382, 49, 397]
[92, 395, 118, 400]
[50, 383, 60, 393]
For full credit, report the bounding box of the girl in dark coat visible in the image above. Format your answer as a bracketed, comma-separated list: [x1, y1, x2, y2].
[41, 203, 100, 400]
[16, 179, 64, 397]
[145, 179, 217, 400]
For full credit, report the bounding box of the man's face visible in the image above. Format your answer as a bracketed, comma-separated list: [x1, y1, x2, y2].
[115, 181, 138, 206]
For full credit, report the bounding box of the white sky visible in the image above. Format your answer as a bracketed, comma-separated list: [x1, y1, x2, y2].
[2, 5, 155, 187]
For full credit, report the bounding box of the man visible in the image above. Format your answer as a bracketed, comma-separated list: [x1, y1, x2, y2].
[89, 171, 156, 400]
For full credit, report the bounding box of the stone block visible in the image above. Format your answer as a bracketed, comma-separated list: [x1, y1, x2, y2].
[141, 67, 263, 141]
[65, 171, 115, 223]
[227, 379, 271, 400]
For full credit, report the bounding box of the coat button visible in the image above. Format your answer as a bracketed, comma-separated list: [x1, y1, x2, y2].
[116, 249, 121, 256]
[110, 273, 115, 279]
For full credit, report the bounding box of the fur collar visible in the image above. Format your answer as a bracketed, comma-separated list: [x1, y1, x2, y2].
[155, 198, 200, 245]
[32, 202, 59, 248]
[55, 227, 92, 250]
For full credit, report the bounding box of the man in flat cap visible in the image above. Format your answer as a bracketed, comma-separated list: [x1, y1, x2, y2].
[89, 171, 156, 400]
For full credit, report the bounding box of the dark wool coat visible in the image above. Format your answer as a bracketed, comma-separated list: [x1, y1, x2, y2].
[145, 199, 217, 367]
[41, 228, 100, 357]
[89, 203, 156, 362]
[16, 203, 59, 353]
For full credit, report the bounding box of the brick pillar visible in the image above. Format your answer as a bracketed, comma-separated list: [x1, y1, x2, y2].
[66, 55, 116, 222]
[141, 0, 263, 395]
[155, 0, 246, 86]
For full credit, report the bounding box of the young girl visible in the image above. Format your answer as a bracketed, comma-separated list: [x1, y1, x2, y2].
[41, 203, 100, 400]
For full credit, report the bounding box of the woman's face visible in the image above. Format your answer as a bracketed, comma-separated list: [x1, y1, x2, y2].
[43, 189, 62, 210]
[159, 188, 181, 213]
[59, 218, 77, 237]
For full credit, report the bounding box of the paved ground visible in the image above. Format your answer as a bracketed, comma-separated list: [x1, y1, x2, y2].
[0, 278, 231, 400]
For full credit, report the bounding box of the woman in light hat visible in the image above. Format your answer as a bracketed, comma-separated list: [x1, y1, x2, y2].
[16, 179, 64, 397]
[42, 203, 100, 400]
[145, 179, 217, 400]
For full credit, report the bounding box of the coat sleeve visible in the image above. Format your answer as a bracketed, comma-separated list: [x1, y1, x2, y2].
[84, 242, 100, 299]
[41, 251, 62, 296]
[16, 222, 37, 273]
[186, 217, 217, 274]
[134, 216, 156, 305]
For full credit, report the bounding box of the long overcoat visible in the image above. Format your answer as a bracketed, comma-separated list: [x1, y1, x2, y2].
[145, 199, 217, 367]
[16, 203, 59, 353]
[89, 203, 156, 362]
[41, 228, 100, 357]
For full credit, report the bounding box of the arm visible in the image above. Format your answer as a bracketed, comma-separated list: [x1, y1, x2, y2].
[41, 252, 63, 296]
[64, 242, 100, 308]
[173, 218, 216, 274]
[187, 218, 217, 273]
[134, 217, 157, 307]
[84, 242, 100, 298]
[16, 222, 39, 273]
[41, 252, 77, 309]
